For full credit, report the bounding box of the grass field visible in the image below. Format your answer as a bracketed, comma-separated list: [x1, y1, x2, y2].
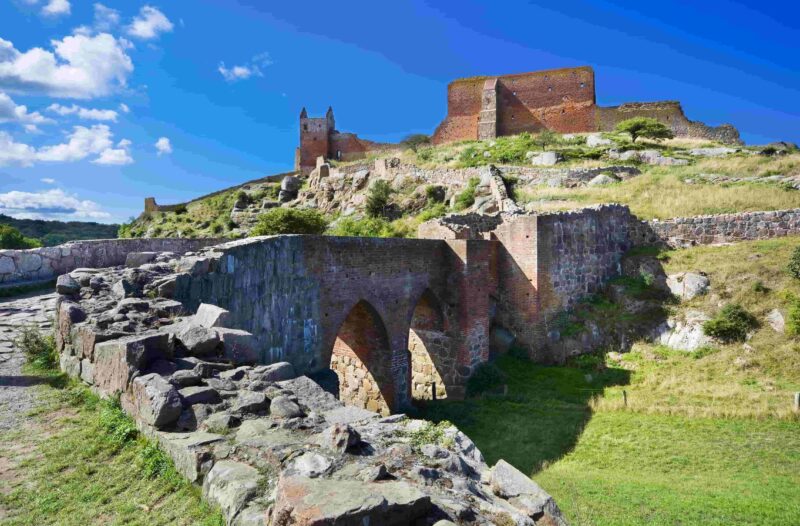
[0, 368, 223, 526]
[420, 238, 800, 526]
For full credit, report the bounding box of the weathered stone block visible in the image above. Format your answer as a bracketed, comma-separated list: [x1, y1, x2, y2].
[203, 461, 262, 521]
[60, 354, 81, 378]
[123, 373, 182, 428]
[194, 303, 232, 328]
[93, 332, 171, 395]
[217, 328, 259, 364]
[80, 358, 94, 384]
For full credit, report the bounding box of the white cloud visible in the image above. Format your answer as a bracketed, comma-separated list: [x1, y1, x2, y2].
[218, 52, 272, 83]
[126, 6, 174, 40]
[0, 33, 133, 99]
[41, 177, 56, 184]
[0, 92, 52, 126]
[118, 102, 130, 113]
[155, 136, 172, 156]
[0, 188, 110, 220]
[93, 3, 120, 31]
[41, 0, 70, 17]
[47, 103, 118, 121]
[0, 124, 133, 167]
[93, 138, 132, 165]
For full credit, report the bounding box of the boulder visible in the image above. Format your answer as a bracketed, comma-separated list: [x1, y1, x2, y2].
[666, 272, 710, 300]
[654, 310, 714, 352]
[248, 362, 295, 383]
[123, 373, 182, 428]
[317, 423, 361, 454]
[286, 452, 333, 478]
[529, 151, 563, 166]
[270, 395, 304, 419]
[125, 252, 158, 268]
[490, 460, 566, 523]
[217, 328, 259, 364]
[194, 303, 232, 328]
[177, 325, 221, 356]
[587, 173, 618, 186]
[80, 358, 94, 384]
[232, 391, 269, 414]
[272, 476, 431, 526]
[586, 133, 612, 147]
[93, 332, 171, 394]
[766, 309, 785, 333]
[688, 147, 737, 157]
[59, 354, 81, 378]
[56, 274, 81, 295]
[170, 369, 203, 387]
[201, 412, 240, 434]
[203, 461, 262, 521]
[179, 385, 222, 406]
[112, 279, 139, 299]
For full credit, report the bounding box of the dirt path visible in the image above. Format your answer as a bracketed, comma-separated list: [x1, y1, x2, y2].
[0, 292, 57, 432]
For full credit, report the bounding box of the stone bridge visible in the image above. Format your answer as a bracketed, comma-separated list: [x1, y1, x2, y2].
[175, 235, 497, 414]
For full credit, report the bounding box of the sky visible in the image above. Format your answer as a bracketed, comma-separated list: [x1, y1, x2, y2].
[0, 0, 797, 224]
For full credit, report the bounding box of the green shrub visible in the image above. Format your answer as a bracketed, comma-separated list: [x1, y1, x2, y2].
[327, 216, 406, 238]
[365, 180, 393, 218]
[417, 147, 433, 161]
[137, 442, 173, 479]
[250, 208, 328, 236]
[466, 361, 507, 397]
[425, 185, 445, 203]
[15, 326, 56, 369]
[400, 133, 431, 152]
[751, 280, 770, 294]
[787, 301, 800, 336]
[404, 420, 454, 450]
[211, 223, 224, 234]
[787, 246, 800, 279]
[454, 177, 480, 211]
[702, 304, 759, 342]
[507, 345, 530, 361]
[568, 351, 606, 370]
[417, 203, 448, 223]
[0, 224, 40, 249]
[173, 204, 188, 215]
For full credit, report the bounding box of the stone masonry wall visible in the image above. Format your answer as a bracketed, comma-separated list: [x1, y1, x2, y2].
[0, 238, 222, 285]
[633, 208, 800, 248]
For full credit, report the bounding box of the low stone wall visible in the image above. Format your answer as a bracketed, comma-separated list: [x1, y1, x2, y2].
[0, 238, 223, 285]
[633, 209, 800, 248]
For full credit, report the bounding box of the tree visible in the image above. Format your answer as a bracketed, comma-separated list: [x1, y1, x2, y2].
[400, 134, 431, 152]
[250, 208, 328, 236]
[615, 117, 675, 143]
[0, 224, 40, 249]
[365, 180, 393, 218]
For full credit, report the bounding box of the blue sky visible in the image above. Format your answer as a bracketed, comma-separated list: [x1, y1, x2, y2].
[0, 0, 797, 224]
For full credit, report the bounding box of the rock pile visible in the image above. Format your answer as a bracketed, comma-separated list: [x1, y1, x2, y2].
[53, 252, 567, 526]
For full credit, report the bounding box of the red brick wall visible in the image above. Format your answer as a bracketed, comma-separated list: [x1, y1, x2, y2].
[432, 67, 597, 145]
[298, 117, 329, 171]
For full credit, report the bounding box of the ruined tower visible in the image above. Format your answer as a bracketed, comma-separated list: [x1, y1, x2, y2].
[295, 106, 335, 173]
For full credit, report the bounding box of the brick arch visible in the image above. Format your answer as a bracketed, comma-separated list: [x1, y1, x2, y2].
[408, 289, 454, 402]
[329, 299, 395, 416]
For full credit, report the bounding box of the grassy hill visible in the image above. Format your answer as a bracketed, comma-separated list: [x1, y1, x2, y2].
[0, 214, 119, 246]
[419, 237, 800, 525]
[120, 132, 800, 241]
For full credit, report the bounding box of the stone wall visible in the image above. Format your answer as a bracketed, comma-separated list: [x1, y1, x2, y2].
[596, 102, 742, 145]
[0, 238, 222, 285]
[634, 208, 800, 248]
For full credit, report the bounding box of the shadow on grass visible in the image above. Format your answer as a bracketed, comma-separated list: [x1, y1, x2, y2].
[415, 354, 630, 476]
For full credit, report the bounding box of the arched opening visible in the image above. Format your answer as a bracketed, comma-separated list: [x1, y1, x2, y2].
[408, 289, 451, 402]
[330, 300, 393, 416]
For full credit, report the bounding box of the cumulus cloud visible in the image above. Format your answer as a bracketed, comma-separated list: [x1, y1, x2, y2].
[155, 136, 172, 156]
[93, 3, 120, 31]
[218, 52, 272, 82]
[47, 103, 118, 121]
[0, 125, 133, 167]
[127, 6, 174, 40]
[93, 138, 132, 165]
[0, 33, 133, 99]
[0, 188, 110, 220]
[118, 102, 130, 113]
[41, 0, 70, 17]
[0, 92, 52, 127]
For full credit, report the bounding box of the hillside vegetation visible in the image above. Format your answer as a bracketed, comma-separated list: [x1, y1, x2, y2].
[0, 214, 118, 247]
[120, 132, 800, 240]
[420, 237, 800, 526]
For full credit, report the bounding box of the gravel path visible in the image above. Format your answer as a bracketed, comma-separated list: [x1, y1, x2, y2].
[0, 292, 57, 432]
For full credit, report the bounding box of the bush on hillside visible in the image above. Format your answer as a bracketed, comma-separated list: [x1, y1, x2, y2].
[0, 224, 41, 249]
[327, 216, 407, 238]
[454, 177, 480, 211]
[173, 204, 188, 215]
[365, 180, 393, 218]
[702, 304, 759, 342]
[401, 133, 431, 152]
[15, 326, 56, 369]
[787, 246, 800, 279]
[615, 117, 675, 143]
[250, 208, 327, 236]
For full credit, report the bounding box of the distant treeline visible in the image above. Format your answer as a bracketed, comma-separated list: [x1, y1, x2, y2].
[0, 214, 119, 247]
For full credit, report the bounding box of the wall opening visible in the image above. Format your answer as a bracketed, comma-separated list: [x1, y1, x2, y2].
[330, 300, 393, 415]
[408, 289, 451, 403]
